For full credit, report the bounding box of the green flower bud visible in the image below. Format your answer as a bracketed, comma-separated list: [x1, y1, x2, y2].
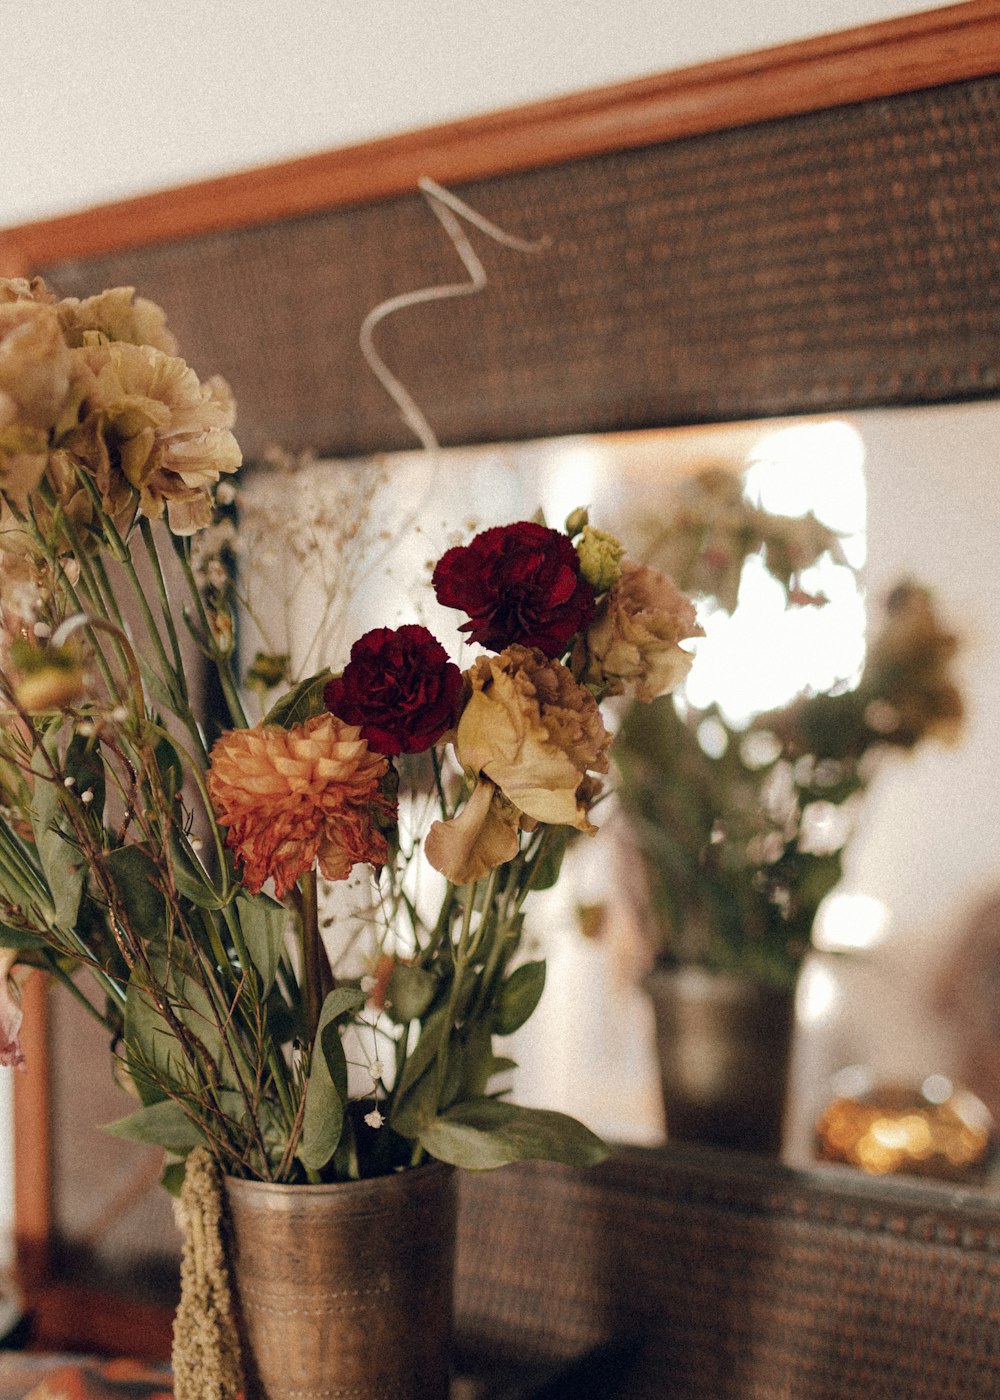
[576, 526, 624, 592]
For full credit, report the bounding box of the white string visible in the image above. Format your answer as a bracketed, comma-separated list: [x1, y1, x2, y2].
[358, 176, 551, 455]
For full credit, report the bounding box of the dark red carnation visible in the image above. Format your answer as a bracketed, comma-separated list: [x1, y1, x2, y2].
[431, 521, 595, 656]
[323, 624, 462, 756]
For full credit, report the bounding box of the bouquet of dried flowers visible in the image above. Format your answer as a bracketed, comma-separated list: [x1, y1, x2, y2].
[614, 466, 964, 991]
[0, 275, 703, 1184]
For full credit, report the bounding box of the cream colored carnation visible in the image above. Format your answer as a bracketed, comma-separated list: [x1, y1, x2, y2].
[0, 300, 71, 430]
[0, 299, 74, 504]
[585, 559, 702, 702]
[57, 285, 178, 353]
[454, 644, 610, 831]
[0, 277, 55, 307]
[64, 341, 241, 534]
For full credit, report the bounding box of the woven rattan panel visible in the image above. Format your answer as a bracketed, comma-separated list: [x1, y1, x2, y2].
[455, 1146, 1000, 1400]
[39, 75, 1000, 460]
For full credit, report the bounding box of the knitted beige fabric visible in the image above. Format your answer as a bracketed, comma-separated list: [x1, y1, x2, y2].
[172, 1148, 244, 1400]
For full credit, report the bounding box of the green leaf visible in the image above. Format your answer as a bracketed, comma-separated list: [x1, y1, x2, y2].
[391, 1004, 449, 1108]
[36, 830, 84, 930]
[103, 845, 168, 935]
[152, 736, 184, 798]
[160, 1154, 187, 1198]
[318, 985, 366, 1025]
[29, 744, 60, 841]
[169, 832, 227, 909]
[124, 976, 186, 1106]
[419, 1099, 608, 1171]
[123, 939, 226, 1104]
[0, 924, 49, 951]
[384, 963, 438, 1023]
[529, 832, 568, 891]
[65, 733, 106, 818]
[387, 1003, 453, 1138]
[105, 1098, 204, 1154]
[297, 987, 364, 1172]
[141, 668, 177, 716]
[27, 743, 84, 928]
[495, 960, 546, 1036]
[263, 671, 333, 730]
[236, 894, 288, 996]
[441, 1021, 494, 1108]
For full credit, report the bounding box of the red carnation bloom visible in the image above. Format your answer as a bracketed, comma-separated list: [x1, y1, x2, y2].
[432, 521, 595, 656]
[324, 624, 463, 756]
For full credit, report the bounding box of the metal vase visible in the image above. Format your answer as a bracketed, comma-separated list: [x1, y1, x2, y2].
[645, 965, 795, 1156]
[223, 1162, 456, 1400]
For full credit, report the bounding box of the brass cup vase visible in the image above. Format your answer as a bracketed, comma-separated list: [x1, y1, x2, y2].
[223, 1160, 457, 1400]
[645, 965, 795, 1156]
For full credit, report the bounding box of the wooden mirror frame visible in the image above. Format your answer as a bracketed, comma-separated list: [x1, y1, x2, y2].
[5, 0, 1000, 1363]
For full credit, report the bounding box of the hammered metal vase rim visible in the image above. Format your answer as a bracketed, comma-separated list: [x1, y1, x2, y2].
[223, 1158, 453, 1203]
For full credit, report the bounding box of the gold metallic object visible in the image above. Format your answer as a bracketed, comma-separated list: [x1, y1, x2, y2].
[816, 1081, 992, 1182]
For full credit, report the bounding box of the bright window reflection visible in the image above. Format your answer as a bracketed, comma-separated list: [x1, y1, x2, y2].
[683, 420, 868, 726]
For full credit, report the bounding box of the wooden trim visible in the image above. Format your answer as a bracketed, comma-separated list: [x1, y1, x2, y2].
[1, 1, 998, 275]
[12, 971, 52, 1284]
[22, 1281, 175, 1361]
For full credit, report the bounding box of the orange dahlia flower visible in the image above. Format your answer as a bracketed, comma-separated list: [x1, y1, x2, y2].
[207, 713, 394, 899]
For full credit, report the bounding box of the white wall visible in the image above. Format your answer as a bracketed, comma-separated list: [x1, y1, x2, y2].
[0, 0, 961, 1269]
[1, 0, 946, 228]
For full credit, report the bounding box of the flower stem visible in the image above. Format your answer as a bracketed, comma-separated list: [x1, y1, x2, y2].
[431, 878, 478, 1115]
[174, 542, 249, 730]
[299, 869, 326, 1047]
[139, 519, 189, 699]
[220, 900, 297, 1131]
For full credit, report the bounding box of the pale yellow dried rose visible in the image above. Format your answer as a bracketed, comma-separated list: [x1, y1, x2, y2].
[453, 644, 610, 831]
[57, 286, 178, 354]
[424, 777, 521, 885]
[584, 559, 703, 703]
[64, 341, 241, 534]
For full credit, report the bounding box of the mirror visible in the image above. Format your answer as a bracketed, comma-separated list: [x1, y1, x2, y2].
[231, 396, 1000, 1182]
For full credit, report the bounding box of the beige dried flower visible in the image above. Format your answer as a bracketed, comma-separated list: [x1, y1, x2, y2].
[584, 559, 703, 702]
[455, 644, 610, 830]
[424, 776, 521, 885]
[0, 277, 55, 307]
[63, 341, 241, 534]
[0, 949, 26, 1069]
[0, 300, 72, 502]
[0, 300, 72, 431]
[57, 285, 178, 353]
